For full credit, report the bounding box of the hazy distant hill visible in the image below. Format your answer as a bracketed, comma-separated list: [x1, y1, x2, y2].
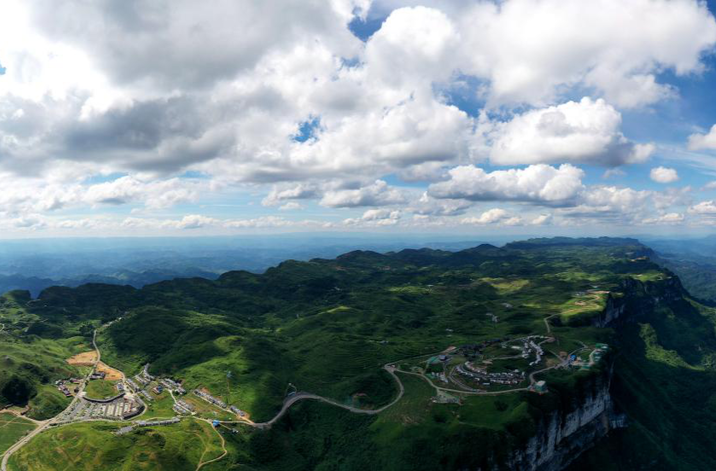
[0, 235, 499, 296]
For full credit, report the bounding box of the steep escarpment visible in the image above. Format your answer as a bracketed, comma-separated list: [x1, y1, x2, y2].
[495, 365, 625, 471]
[592, 274, 685, 328]
[569, 272, 716, 470]
[502, 274, 688, 470]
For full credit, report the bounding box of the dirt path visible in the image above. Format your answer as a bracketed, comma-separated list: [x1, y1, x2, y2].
[195, 418, 228, 471]
[544, 313, 558, 334]
[0, 410, 44, 426]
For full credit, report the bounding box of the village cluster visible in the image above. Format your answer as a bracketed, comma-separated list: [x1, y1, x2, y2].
[415, 332, 609, 397]
[449, 335, 551, 388]
[456, 362, 526, 386]
[116, 417, 180, 435]
[125, 364, 248, 419]
[55, 378, 82, 398]
[56, 394, 144, 423]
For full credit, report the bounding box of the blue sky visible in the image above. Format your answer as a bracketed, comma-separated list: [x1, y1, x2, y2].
[2, 0, 716, 237]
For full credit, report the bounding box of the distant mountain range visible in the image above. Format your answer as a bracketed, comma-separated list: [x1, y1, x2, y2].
[0, 235, 503, 296]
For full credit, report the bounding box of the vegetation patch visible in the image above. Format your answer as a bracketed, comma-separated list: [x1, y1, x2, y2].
[0, 412, 36, 456]
[84, 380, 119, 400]
[8, 419, 221, 471]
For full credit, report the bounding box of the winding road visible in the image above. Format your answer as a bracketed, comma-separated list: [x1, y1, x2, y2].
[248, 365, 406, 428]
[1, 328, 102, 471]
[2, 310, 579, 471]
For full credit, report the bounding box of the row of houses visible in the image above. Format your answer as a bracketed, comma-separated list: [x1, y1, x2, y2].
[457, 363, 525, 386]
[427, 372, 449, 384]
[135, 417, 180, 427]
[134, 364, 154, 386]
[194, 389, 227, 409]
[126, 378, 140, 391]
[527, 339, 544, 366]
[134, 374, 150, 386]
[173, 399, 194, 415]
[160, 378, 186, 394]
[229, 405, 247, 417]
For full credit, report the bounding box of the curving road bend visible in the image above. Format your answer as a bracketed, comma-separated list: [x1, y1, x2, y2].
[243, 365, 405, 429]
[2, 312, 577, 470]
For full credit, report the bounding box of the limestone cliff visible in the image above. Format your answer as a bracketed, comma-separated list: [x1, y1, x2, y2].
[496, 368, 626, 471]
[490, 274, 686, 470]
[592, 274, 684, 328]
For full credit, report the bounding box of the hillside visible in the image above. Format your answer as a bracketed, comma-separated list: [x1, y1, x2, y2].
[1, 238, 715, 470]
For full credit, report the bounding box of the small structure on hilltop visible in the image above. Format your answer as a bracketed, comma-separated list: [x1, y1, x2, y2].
[534, 381, 548, 394]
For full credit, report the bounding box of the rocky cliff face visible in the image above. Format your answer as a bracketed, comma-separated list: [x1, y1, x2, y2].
[492, 275, 683, 470]
[496, 369, 626, 471]
[592, 275, 684, 328]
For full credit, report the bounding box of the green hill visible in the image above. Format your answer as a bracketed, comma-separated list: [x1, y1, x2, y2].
[3, 238, 716, 469]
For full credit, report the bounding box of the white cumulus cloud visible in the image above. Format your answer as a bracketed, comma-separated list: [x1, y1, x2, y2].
[650, 167, 679, 184]
[320, 180, 407, 208]
[688, 200, 716, 215]
[461, 208, 517, 225]
[428, 164, 584, 205]
[488, 98, 653, 166]
[688, 124, 716, 151]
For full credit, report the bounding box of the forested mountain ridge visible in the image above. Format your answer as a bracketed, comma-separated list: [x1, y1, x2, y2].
[1, 238, 715, 470]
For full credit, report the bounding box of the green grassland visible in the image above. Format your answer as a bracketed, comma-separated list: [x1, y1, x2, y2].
[4, 237, 716, 469]
[8, 419, 222, 471]
[0, 412, 36, 456]
[27, 385, 72, 421]
[84, 380, 119, 400]
[0, 293, 89, 418]
[141, 392, 177, 420]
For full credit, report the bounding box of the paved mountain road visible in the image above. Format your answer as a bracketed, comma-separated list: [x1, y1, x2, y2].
[1, 328, 103, 471]
[2, 311, 572, 470]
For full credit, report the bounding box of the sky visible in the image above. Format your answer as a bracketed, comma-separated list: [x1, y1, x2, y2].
[2, 0, 716, 238]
